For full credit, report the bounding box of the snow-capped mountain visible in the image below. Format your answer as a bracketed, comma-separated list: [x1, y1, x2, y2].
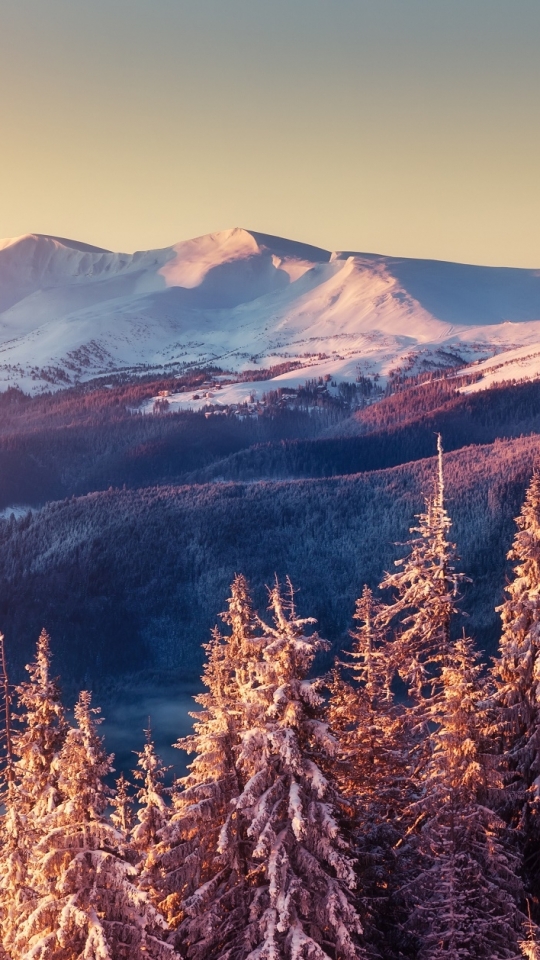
[1, 227, 540, 395]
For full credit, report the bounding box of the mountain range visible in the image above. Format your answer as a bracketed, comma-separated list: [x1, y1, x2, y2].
[3, 227, 540, 769]
[2, 228, 540, 396]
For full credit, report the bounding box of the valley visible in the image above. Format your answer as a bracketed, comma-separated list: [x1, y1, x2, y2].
[2, 227, 540, 779]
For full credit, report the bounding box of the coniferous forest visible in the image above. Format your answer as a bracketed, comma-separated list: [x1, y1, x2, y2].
[3, 434, 540, 958]
[4, 0, 540, 955]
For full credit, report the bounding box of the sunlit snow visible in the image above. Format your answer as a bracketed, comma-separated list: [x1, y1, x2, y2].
[0, 227, 539, 396]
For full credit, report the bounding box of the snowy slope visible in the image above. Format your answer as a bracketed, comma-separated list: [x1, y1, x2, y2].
[1, 228, 540, 394]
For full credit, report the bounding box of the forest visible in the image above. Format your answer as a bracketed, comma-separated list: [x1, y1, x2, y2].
[1, 440, 540, 958]
[0, 430, 538, 685]
[2, 374, 540, 511]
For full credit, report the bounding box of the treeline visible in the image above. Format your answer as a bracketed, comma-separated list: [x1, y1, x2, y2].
[351, 374, 540, 436]
[191, 379, 540, 484]
[0, 360, 315, 432]
[0, 433, 538, 687]
[2, 448, 540, 957]
[0, 402, 335, 511]
[0, 366, 365, 510]
[2, 376, 540, 511]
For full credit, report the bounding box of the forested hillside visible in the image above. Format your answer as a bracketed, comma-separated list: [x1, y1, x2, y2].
[3, 376, 540, 512]
[3, 464, 540, 958]
[190, 379, 540, 483]
[1, 432, 538, 685]
[0, 375, 336, 509]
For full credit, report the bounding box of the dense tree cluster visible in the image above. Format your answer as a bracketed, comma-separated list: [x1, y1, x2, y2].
[192, 378, 540, 484]
[3, 440, 540, 956]
[1, 431, 540, 686]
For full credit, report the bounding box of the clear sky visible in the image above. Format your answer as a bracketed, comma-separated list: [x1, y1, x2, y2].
[1, 0, 539, 265]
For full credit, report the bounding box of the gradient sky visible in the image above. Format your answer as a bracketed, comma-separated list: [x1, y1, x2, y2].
[1, 0, 539, 266]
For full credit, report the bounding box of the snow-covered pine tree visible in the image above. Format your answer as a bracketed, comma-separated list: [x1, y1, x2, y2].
[378, 435, 462, 707]
[11, 629, 67, 819]
[131, 726, 170, 858]
[219, 572, 260, 696]
[328, 586, 413, 957]
[329, 585, 400, 810]
[0, 632, 14, 802]
[147, 574, 260, 929]
[490, 471, 540, 891]
[111, 773, 135, 835]
[12, 691, 172, 960]
[374, 437, 489, 955]
[406, 634, 528, 959]
[179, 578, 368, 960]
[0, 629, 68, 957]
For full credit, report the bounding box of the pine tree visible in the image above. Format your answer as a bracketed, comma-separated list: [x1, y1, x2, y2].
[12, 691, 172, 960]
[328, 586, 413, 957]
[179, 579, 367, 960]
[520, 904, 540, 960]
[0, 630, 68, 958]
[378, 435, 462, 707]
[148, 574, 260, 929]
[490, 471, 540, 891]
[406, 635, 528, 959]
[375, 435, 466, 849]
[374, 437, 513, 955]
[111, 773, 135, 835]
[132, 727, 170, 858]
[330, 585, 401, 811]
[11, 629, 68, 819]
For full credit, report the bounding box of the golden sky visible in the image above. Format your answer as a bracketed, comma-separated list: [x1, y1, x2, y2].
[1, 0, 539, 266]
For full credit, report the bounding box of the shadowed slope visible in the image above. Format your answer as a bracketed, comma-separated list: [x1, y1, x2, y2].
[0, 433, 537, 685]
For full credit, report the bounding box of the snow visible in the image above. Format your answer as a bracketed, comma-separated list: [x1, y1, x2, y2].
[0, 504, 33, 520]
[158, 227, 260, 288]
[1, 228, 540, 395]
[459, 339, 540, 393]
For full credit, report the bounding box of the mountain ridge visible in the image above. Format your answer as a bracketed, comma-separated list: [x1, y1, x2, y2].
[1, 227, 540, 395]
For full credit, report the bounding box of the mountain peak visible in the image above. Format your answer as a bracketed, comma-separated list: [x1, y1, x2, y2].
[2, 226, 540, 396]
[33, 234, 112, 254]
[0, 233, 112, 254]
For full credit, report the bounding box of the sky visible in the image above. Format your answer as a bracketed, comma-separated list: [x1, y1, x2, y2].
[0, 0, 539, 266]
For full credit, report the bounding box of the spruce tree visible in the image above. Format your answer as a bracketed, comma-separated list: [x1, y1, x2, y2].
[490, 471, 540, 891]
[13, 691, 172, 960]
[179, 579, 367, 960]
[132, 727, 170, 857]
[0, 630, 68, 958]
[378, 435, 462, 706]
[330, 585, 401, 814]
[374, 435, 466, 859]
[406, 635, 528, 959]
[11, 629, 67, 819]
[520, 905, 540, 960]
[111, 773, 135, 835]
[329, 586, 412, 957]
[148, 574, 259, 929]
[374, 437, 521, 955]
